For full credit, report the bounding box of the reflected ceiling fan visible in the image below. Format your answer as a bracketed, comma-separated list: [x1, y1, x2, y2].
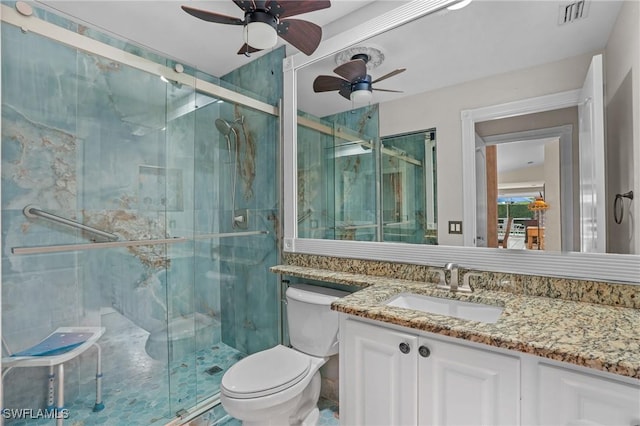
[181, 0, 330, 56]
[313, 53, 406, 102]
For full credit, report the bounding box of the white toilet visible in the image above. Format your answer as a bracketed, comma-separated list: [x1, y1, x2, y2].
[220, 283, 348, 426]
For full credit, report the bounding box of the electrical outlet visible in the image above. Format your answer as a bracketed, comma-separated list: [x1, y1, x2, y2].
[448, 221, 463, 234]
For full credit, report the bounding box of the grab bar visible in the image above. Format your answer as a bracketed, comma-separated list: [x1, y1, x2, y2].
[23, 205, 119, 242]
[11, 231, 269, 255]
[11, 237, 188, 255]
[192, 230, 269, 240]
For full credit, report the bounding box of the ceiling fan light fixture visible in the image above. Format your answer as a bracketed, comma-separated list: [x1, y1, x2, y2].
[243, 12, 278, 50]
[243, 21, 278, 49]
[350, 88, 373, 103]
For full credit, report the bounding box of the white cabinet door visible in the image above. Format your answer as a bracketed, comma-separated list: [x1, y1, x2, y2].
[341, 318, 418, 426]
[418, 337, 520, 426]
[538, 363, 640, 426]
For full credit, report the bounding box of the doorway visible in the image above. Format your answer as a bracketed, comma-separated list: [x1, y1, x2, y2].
[475, 122, 575, 251]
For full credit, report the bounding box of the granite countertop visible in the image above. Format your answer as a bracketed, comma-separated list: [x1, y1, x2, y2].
[271, 265, 640, 380]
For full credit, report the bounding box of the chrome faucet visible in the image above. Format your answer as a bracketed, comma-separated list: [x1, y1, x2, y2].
[445, 262, 459, 291]
[436, 263, 474, 293]
[436, 263, 459, 292]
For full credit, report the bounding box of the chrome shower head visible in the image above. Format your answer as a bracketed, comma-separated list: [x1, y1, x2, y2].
[215, 118, 233, 136]
[215, 118, 237, 163]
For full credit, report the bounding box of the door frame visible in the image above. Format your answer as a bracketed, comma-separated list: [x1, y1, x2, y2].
[462, 89, 582, 246]
[480, 125, 575, 252]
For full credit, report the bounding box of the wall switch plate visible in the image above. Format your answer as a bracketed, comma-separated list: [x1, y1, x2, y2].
[448, 220, 463, 234]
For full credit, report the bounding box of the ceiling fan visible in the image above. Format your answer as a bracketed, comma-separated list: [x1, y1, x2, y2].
[181, 0, 330, 56]
[313, 53, 406, 102]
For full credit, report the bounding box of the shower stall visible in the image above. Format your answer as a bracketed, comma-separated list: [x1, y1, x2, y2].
[1, 4, 281, 425]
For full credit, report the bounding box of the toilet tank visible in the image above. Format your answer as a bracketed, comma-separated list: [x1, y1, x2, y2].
[286, 284, 349, 357]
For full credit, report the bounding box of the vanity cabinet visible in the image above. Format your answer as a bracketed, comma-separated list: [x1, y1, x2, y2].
[341, 317, 419, 425]
[418, 332, 520, 425]
[341, 317, 520, 425]
[536, 363, 640, 425]
[340, 315, 640, 426]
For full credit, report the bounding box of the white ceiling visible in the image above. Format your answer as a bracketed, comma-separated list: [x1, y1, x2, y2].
[296, 0, 623, 117]
[496, 138, 553, 174]
[32, 0, 623, 118]
[35, 0, 389, 76]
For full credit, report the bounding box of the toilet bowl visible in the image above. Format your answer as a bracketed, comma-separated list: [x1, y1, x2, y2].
[145, 312, 219, 361]
[220, 345, 326, 425]
[220, 284, 348, 426]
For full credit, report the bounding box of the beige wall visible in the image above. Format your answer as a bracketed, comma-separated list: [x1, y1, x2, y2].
[498, 164, 544, 187]
[604, 0, 639, 254]
[379, 53, 594, 246]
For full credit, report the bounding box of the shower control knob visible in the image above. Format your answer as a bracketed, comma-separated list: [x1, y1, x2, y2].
[418, 345, 431, 358]
[399, 342, 411, 354]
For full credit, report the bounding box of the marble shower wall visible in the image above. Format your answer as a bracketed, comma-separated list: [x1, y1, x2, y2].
[1, 19, 177, 409]
[297, 113, 335, 240]
[380, 130, 436, 244]
[1, 9, 281, 409]
[297, 105, 380, 241]
[212, 47, 285, 355]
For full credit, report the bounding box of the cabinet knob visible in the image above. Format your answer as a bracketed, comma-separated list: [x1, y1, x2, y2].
[418, 345, 431, 358]
[399, 342, 411, 354]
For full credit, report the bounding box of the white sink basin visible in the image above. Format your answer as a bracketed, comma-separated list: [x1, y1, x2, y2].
[384, 293, 503, 323]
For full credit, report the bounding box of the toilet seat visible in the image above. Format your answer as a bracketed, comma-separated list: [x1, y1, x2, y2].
[221, 345, 311, 399]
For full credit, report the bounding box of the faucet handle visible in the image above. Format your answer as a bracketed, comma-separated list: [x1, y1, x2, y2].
[461, 272, 483, 291]
[433, 269, 446, 285]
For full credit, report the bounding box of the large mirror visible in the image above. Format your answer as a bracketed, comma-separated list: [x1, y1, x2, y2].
[283, 0, 639, 283]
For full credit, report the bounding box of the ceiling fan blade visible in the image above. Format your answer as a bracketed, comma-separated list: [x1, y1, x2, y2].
[277, 19, 322, 56]
[236, 43, 263, 55]
[338, 86, 352, 100]
[373, 88, 403, 93]
[371, 68, 406, 84]
[334, 59, 367, 82]
[233, 1, 254, 11]
[181, 5, 244, 25]
[267, 0, 331, 18]
[313, 75, 349, 92]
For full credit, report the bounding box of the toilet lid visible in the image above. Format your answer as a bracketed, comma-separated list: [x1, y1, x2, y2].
[221, 345, 311, 399]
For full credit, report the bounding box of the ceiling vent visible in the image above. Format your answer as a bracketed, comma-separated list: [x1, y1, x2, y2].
[558, 0, 589, 25]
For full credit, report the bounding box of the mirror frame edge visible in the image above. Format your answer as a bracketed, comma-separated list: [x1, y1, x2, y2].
[282, 1, 640, 285]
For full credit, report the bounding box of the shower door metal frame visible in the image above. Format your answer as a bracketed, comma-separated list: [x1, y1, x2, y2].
[0, 4, 278, 117]
[0, 4, 282, 423]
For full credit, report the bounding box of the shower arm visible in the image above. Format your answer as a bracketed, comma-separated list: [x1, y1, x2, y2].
[23, 205, 119, 242]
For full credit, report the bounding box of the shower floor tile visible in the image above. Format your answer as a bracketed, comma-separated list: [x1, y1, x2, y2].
[5, 310, 245, 426]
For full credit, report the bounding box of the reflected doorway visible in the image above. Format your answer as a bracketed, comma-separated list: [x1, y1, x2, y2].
[475, 120, 576, 251]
